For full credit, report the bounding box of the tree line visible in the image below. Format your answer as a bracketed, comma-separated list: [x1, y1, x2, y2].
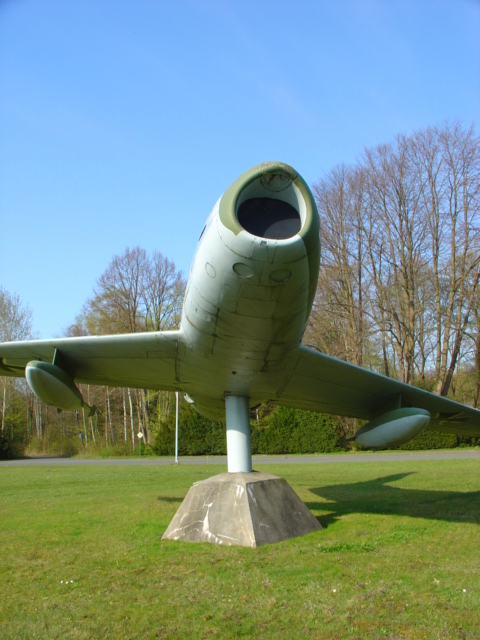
[1, 121, 479, 458]
[308, 121, 479, 405]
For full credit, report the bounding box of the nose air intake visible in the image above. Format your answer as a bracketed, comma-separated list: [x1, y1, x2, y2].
[237, 198, 301, 239]
[232, 164, 304, 240]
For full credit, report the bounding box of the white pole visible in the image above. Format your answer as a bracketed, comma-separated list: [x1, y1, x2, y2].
[175, 391, 179, 465]
[225, 395, 252, 473]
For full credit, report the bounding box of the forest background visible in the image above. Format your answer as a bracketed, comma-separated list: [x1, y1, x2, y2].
[1, 122, 479, 458]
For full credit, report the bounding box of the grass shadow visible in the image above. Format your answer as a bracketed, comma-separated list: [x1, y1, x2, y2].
[306, 473, 480, 527]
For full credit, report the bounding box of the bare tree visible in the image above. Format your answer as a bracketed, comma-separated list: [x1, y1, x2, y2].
[143, 252, 184, 331]
[0, 287, 33, 432]
[66, 247, 185, 448]
[309, 122, 479, 405]
[87, 247, 149, 335]
[309, 165, 369, 366]
[412, 123, 480, 395]
[362, 135, 430, 384]
[0, 287, 33, 342]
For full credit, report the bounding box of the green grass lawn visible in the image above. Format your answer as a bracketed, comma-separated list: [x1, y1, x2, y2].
[1, 459, 479, 639]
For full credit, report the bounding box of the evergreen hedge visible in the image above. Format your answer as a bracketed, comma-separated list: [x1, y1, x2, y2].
[153, 403, 226, 456]
[153, 403, 345, 456]
[253, 406, 345, 454]
[398, 430, 480, 450]
[152, 401, 479, 457]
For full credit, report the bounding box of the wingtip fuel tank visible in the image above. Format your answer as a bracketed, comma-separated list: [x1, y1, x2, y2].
[25, 361, 85, 412]
[352, 408, 431, 450]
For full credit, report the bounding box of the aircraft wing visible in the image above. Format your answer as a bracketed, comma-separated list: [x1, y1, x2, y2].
[0, 331, 182, 391]
[2, 334, 479, 437]
[277, 346, 480, 436]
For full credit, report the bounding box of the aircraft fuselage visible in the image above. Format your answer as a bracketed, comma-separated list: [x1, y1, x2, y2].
[176, 162, 320, 419]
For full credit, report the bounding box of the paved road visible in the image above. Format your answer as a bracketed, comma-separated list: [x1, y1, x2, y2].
[1, 450, 479, 467]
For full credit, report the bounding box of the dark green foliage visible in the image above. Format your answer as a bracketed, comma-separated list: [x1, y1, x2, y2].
[296, 409, 345, 453]
[254, 406, 298, 454]
[457, 435, 480, 447]
[179, 405, 226, 455]
[152, 413, 175, 455]
[253, 406, 345, 454]
[153, 402, 479, 456]
[0, 398, 28, 459]
[398, 429, 459, 450]
[397, 427, 480, 450]
[153, 403, 346, 456]
[152, 402, 226, 456]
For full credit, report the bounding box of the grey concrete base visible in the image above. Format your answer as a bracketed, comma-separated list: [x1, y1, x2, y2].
[162, 471, 322, 546]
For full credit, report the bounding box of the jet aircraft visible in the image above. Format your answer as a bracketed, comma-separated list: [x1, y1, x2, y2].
[1, 161, 479, 475]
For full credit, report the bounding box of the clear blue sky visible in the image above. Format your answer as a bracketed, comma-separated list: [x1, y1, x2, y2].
[1, 0, 479, 339]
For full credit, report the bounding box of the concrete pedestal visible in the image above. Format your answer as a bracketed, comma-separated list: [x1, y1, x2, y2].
[162, 471, 322, 547]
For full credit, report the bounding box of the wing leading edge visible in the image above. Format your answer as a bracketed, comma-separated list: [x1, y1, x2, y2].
[0, 330, 183, 391]
[2, 337, 480, 436]
[277, 346, 480, 437]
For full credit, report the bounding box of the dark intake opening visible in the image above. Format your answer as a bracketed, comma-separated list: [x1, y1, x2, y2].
[237, 198, 301, 239]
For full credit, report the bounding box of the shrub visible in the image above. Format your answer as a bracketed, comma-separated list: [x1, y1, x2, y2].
[152, 402, 226, 456]
[0, 399, 29, 459]
[253, 406, 345, 454]
[180, 406, 226, 455]
[297, 409, 345, 453]
[256, 406, 298, 454]
[399, 429, 458, 450]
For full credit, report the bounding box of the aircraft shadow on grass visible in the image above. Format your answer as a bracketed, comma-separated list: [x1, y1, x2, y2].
[157, 496, 184, 503]
[305, 473, 480, 528]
